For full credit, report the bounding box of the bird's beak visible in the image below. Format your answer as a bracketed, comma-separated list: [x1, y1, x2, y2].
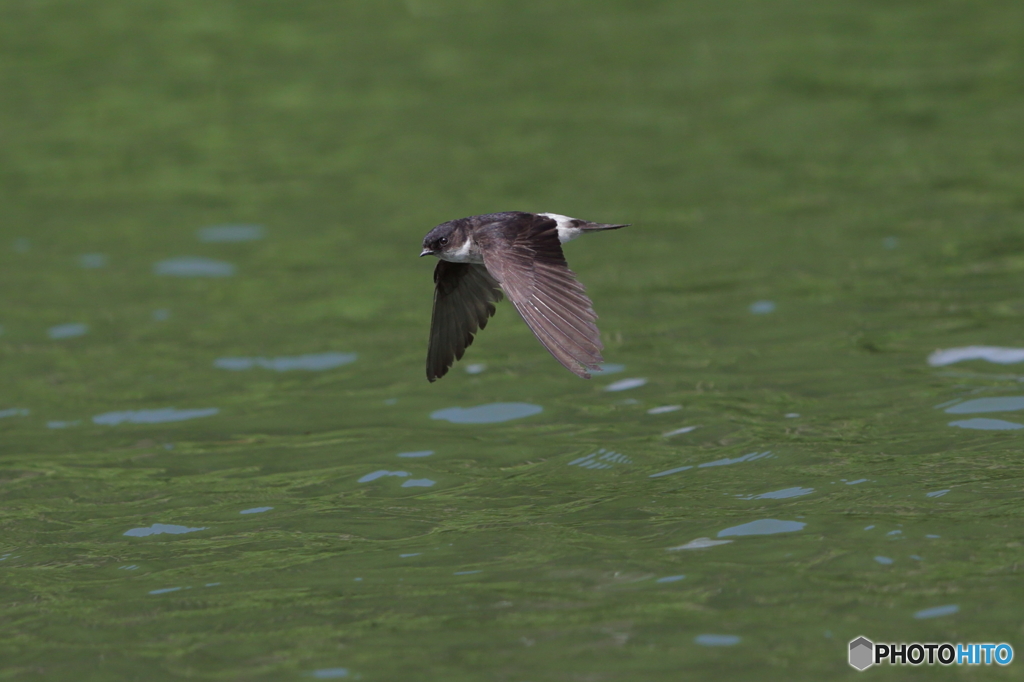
[419, 248, 434, 258]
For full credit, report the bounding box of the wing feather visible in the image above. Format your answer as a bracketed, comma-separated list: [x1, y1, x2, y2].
[426, 261, 503, 382]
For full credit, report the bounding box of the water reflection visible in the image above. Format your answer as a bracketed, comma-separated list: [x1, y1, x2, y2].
[0, 408, 30, 418]
[397, 450, 433, 458]
[310, 668, 350, 679]
[649, 465, 692, 478]
[667, 538, 733, 550]
[662, 425, 697, 437]
[93, 408, 219, 425]
[78, 253, 108, 268]
[464, 363, 486, 374]
[656, 575, 685, 583]
[695, 634, 741, 646]
[154, 257, 235, 277]
[214, 352, 357, 372]
[874, 556, 894, 565]
[699, 451, 773, 468]
[401, 478, 436, 487]
[48, 323, 88, 339]
[47, 420, 80, 429]
[926, 490, 950, 498]
[914, 604, 959, 619]
[240, 507, 273, 514]
[430, 402, 543, 424]
[604, 377, 647, 392]
[717, 519, 805, 537]
[358, 470, 409, 483]
[149, 587, 183, 595]
[647, 405, 681, 414]
[949, 418, 1024, 430]
[124, 523, 208, 537]
[945, 396, 1024, 414]
[568, 449, 631, 470]
[749, 300, 776, 314]
[929, 346, 1024, 366]
[599, 363, 626, 374]
[152, 309, 171, 321]
[739, 486, 813, 500]
[13, 238, 30, 253]
[453, 570, 481, 575]
[198, 225, 265, 242]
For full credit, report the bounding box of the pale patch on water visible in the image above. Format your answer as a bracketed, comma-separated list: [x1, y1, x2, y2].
[914, 604, 958, 619]
[48, 323, 88, 339]
[928, 346, 1024, 366]
[949, 418, 1024, 430]
[662, 425, 698, 437]
[401, 479, 436, 487]
[154, 257, 235, 277]
[647, 405, 681, 414]
[717, 519, 805, 537]
[568, 449, 631, 470]
[214, 352, 357, 371]
[656, 575, 685, 583]
[667, 538, 733, 550]
[93, 408, 219, 425]
[198, 225, 265, 242]
[699, 451, 773, 468]
[430, 402, 542, 424]
[47, 420, 80, 429]
[944, 396, 1024, 413]
[464, 363, 486, 374]
[240, 507, 273, 514]
[0, 408, 30, 418]
[738, 486, 813, 500]
[926, 490, 950, 498]
[649, 464, 693, 478]
[598, 363, 626, 374]
[310, 668, 350, 679]
[875, 556, 894, 565]
[152, 309, 171, 321]
[124, 523, 208, 537]
[358, 470, 410, 483]
[604, 377, 647, 392]
[397, 450, 434, 458]
[695, 634, 741, 646]
[749, 300, 775, 314]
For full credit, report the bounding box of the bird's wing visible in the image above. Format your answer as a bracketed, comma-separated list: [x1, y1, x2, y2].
[479, 214, 604, 378]
[427, 260, 504, 382]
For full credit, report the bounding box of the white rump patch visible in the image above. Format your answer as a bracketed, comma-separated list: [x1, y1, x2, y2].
[539, 212, 583, 243]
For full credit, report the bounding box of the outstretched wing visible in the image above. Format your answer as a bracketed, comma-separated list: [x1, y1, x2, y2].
[427, 260, 503, 382]
[479, 214, 604, 378]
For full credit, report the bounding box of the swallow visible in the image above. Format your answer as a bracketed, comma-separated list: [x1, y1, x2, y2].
[419, 211, 629, 382]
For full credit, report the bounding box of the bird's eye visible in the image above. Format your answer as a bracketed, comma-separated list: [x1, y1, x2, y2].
[439, 237, 449, 246]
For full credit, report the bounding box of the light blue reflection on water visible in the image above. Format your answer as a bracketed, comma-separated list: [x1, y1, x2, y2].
[13, 238, 30, 253]
[929, 346, 1024, 367]
[401, 479, 435, 488]
[656, 575, 686, 583]
[926, 490, 950, 498]
[568, 449, 631, 470]
[662, 425, 697, 437]
[48, 323, 88, 339]
[152, 309, 171, 321]
[453, 570, 481, 575]
[431, 402, 542, 424]
[945, 396, 1024, 414]
[125, 523, 207, 537]
[914, 604, 959, 619]
[154, 257, 235, 277]
[240, 507, 273, 514]
[397, 450, 433, 458]
[399, 553, 421, 558]
[0, 408, 30, 418]
[149, 587, 183, 595]
[648, 405, 681, 414]
[47, 420, 80, 429]
[699, 451, 773, 468]
[198, 225, 265, 242]
[78, 253, 108, 268]
[695, 634, 741, 646]
[649, 465, 693, 478]
[949, 418, 1024, 430]
[604, 377, 647, 392]
[214, 352, 357, 372]
[358, 470, 409, 483]
[464, 363, 486, 374]
[310, 668, 349, 679]
[93, 408, 219, 425]
[599, 363, 626, 374]
[740, 486, 813, 500]
[874, 556, 894, 565]
[844, 478, 868, 485]
[717, 519, 805, 537]
[749, 300, 776, 314]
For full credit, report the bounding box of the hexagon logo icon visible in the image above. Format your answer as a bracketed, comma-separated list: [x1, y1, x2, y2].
[849, 636, 874, 670]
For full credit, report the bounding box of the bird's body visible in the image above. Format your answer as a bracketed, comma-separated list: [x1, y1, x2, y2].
[419, 211, 628, 382]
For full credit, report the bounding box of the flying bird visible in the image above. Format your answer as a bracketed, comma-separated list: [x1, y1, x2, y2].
[419, 211, 628, 382]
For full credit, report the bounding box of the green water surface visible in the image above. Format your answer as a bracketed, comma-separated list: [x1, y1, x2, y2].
[2, 1, 1024, 679]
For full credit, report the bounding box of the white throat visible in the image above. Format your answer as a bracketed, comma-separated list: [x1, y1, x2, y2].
[440, 236, 483, 263]
[539, 212, 583, 243]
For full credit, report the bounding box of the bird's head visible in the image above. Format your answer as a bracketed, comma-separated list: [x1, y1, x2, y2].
[419, 221, 459, 258]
